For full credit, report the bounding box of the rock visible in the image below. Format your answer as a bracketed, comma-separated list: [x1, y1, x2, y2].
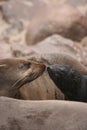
[1, 0, 49, 22]
[0, 19, 29, 44]
[11, 42, 35, 57]
[0, 0, 9, 4]
[64, 0, 87, 17]
[27, 35, 84, 64]
[0, 97, 87, 130]
[80, 37, 87, 66]
[65, 0, 87, 7]
[81, 36, 87, 46]
[11, 34, 82, 58]
[26, 4, 87, 45]
[77, 5, 87, 17]
[63, 0, 87, 17]
[0, 42, 12, 58]
[2, 0, 87, 22]
[11, 34, 87, 67]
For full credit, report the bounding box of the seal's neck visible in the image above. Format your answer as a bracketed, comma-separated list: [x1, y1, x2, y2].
[57, 76, 82, 101]
[0, 88, 18, 98]
[77, 75, 87, 102]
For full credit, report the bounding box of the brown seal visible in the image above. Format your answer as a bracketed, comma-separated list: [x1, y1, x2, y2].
[19, 72, 64, 100]
[0, 58, 45, 98]
[1, 97, 87, 130]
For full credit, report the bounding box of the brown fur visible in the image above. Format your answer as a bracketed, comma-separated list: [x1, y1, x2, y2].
[0, 58, 45, 98]
[0, 97, 87, 130]
[20, 72, 64, 100]
[29, 53, 87, 75]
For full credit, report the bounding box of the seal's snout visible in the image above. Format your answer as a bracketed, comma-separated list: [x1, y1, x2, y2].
[47, 66, 49, 70]
[40, 63, 46, 71]
[47, 66, 52, 72]
[47, 66, 54, 72]
[35, 62, 46, 70]
[48, 66, 52, 69]
[47, 66, 54, 77]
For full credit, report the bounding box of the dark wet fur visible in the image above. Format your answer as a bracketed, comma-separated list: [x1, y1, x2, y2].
[47, 64, 87, 102]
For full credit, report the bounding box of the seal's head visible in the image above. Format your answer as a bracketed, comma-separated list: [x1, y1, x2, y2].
[0, 58, 45, 97]
[47, 64, 81, 100]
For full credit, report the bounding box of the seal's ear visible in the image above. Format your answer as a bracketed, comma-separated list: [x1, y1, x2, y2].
[0, 64, 7, 67]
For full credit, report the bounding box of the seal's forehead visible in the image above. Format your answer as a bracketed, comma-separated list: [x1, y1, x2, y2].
[57, 64, 71, 70]
[0, 59, 43, 70]
[0, 58, 29, 64]
[51, 64, 71, 71]
[0, 59, 27, 70]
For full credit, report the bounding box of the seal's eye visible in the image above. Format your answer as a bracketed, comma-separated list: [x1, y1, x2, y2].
[18, 63, 31, 70]
[23, 63, 31, 69]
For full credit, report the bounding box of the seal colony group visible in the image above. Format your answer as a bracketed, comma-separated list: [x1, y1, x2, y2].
[16, 52, 87, 100]
[28, 53, 87, 102]
[0, 54, 87, 102]
[0, 57, 87, 129]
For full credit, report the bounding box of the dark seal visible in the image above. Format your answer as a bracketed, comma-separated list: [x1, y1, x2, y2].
[47, 64, 87, 102]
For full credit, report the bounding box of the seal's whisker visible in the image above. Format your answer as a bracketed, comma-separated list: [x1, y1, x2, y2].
[10, 76, 25, 90]
[0, 64, 7, 67]
[9, 68, 45, 91]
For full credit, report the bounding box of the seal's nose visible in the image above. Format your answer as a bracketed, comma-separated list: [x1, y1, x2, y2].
[47, 66, 50, 72]
[47, 66, 53, 71]
[34, 63, 46, 72]
[47, 66, 53, 74]
[47, 66, 55, 78]
[40, 63, 46, 71]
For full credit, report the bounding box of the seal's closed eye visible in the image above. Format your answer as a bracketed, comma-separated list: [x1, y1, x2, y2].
[18, 63, 31, 70]
[23, 63, 31, 69]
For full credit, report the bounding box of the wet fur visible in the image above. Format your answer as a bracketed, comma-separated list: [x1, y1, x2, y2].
[47, 64, 87, 102]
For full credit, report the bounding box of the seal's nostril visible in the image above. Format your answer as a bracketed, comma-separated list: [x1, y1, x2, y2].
[47, 66, 53, 72]
[42, 64, 46, 71]
[47, 66, 50, 71]
[47, 66, 55, 78]
[47, 66, 53, 69]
